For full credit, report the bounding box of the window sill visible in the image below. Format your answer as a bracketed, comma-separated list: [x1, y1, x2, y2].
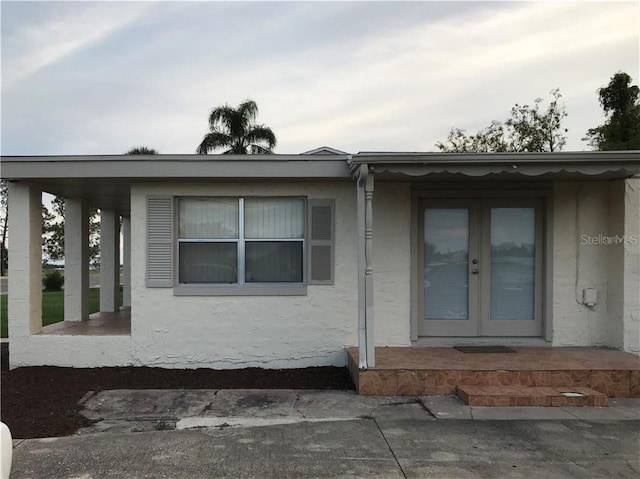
[173, 284, 308, 296]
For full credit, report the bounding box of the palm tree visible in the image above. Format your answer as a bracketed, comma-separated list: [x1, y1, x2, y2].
[197, 100, 276, 154]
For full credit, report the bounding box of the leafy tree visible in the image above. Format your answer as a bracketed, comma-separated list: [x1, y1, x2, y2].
[197, 100, 276, 154]
[436, 89, 568, 153]
[437, 121, 509, 153]
[126, 147, 158, 155]
[584, 72, 640, 150]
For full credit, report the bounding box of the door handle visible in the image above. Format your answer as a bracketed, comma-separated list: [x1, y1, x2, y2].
[471, 268, 479, 275]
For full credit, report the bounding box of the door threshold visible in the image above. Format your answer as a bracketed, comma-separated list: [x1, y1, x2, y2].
[413, 337, 551, 347]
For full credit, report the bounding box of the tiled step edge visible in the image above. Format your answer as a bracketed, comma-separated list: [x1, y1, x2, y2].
[457, 385, 608, 407]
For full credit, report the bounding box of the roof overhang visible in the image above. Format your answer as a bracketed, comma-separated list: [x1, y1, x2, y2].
[348, 151, 640, 181]
[0, 154, 353, 215]
[2, 151, 639, 216]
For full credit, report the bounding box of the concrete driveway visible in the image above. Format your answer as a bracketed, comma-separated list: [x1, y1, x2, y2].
[10, 390, 640, 478]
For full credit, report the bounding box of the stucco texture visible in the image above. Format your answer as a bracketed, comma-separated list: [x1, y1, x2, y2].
[552, 180, 640, 352]
[372, 182, 412, 346]
[130, 182, 360, 369]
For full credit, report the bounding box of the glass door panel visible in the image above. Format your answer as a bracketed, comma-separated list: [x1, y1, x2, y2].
[480, 200, 543, 337]
[419, 200, 479, 337]
[490, 208, 535, 320]
[424, 209, 469, 320]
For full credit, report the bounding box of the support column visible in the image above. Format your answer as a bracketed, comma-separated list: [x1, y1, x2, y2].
[100, 210, 120, 312]
[356, 164, 375, 369]
[64, 198, 89, 321]
[7, 182, 42, 336]
[364, 168, 375, 367]
[357, 167, 367, 368]
[122, 216, 131, 307]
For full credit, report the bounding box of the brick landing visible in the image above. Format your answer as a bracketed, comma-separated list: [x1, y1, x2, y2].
[457, 385, 608, 407]
[347, 347, 640, 397]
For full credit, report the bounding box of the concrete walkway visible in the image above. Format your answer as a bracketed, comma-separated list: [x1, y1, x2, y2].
[10, 390, 640, 478]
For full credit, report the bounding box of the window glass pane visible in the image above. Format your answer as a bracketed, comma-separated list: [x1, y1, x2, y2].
[179, 198, 238, 239]
[490, 208, 535, 320]
[245, 242, 303, 283]
[424, 209, 469, 320]
[179, 242, 237, 283]
[245, 198, 304, 239]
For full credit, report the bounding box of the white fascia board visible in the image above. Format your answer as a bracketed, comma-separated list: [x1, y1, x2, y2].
[0, 155, 353, 180]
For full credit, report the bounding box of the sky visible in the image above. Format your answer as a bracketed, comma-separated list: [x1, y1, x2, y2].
[1, 1, 638, 156]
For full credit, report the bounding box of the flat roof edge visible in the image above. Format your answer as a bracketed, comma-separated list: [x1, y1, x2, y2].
[351, 150, 640, 163]
[1, 153, 351, 162]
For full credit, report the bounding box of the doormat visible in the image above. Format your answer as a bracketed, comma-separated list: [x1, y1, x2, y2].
[454, 346, 517, 353]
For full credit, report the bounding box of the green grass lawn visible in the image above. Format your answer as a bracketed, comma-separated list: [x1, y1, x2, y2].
[0, 288, 101, 338]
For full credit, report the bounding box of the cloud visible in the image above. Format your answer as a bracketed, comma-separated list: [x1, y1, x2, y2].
[1, 1, 637, 155]
[1, 2, 154, 88]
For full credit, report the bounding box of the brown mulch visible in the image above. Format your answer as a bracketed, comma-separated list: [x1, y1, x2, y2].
[1, 359, 354, 439]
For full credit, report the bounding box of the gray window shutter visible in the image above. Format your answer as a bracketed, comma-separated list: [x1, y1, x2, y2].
[308, 199, 335, 285]
[146, 196, 173, 287]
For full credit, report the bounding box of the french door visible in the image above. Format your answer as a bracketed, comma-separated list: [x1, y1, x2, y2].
[418, 198, 543, 337]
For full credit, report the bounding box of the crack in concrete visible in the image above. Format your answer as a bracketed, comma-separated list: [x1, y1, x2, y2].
[415, 397, 437, 418]
[368, 398, 417, 418]
[292, 392, 306, 419]
[198, 390, 220, 416]
[372, 417, 408, 479]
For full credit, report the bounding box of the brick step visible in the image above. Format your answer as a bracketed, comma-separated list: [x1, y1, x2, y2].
[457, 385, 608, 407]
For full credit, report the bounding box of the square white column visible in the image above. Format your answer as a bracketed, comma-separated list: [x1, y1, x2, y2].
[64, 198, 90, 321]
[100, 210, 120, 312]
[122, 216, 131, 307]
[8, 182, 42, 336]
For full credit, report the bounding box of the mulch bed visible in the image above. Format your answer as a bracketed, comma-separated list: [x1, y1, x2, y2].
[1, 353, 354, 439]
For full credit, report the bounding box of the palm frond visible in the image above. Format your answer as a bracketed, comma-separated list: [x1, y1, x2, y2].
[196, 131, 233, 154]
[237, 100, 258, 123]
[208, 105, 235, 129]
[250, 145, 274, 155]
[245, 125, 276, 150]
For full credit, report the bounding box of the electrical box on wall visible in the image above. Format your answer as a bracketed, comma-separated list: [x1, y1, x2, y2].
[583, 288, 598, 308]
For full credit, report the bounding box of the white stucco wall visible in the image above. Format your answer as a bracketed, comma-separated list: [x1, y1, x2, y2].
[11, 177, 637, 369]
[10, 335, 132, 368]
[623, 178, 640, 353]
[552, 180, 639, 352]
[129, 181, 359, 369]
[372, 182, 412, 346]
